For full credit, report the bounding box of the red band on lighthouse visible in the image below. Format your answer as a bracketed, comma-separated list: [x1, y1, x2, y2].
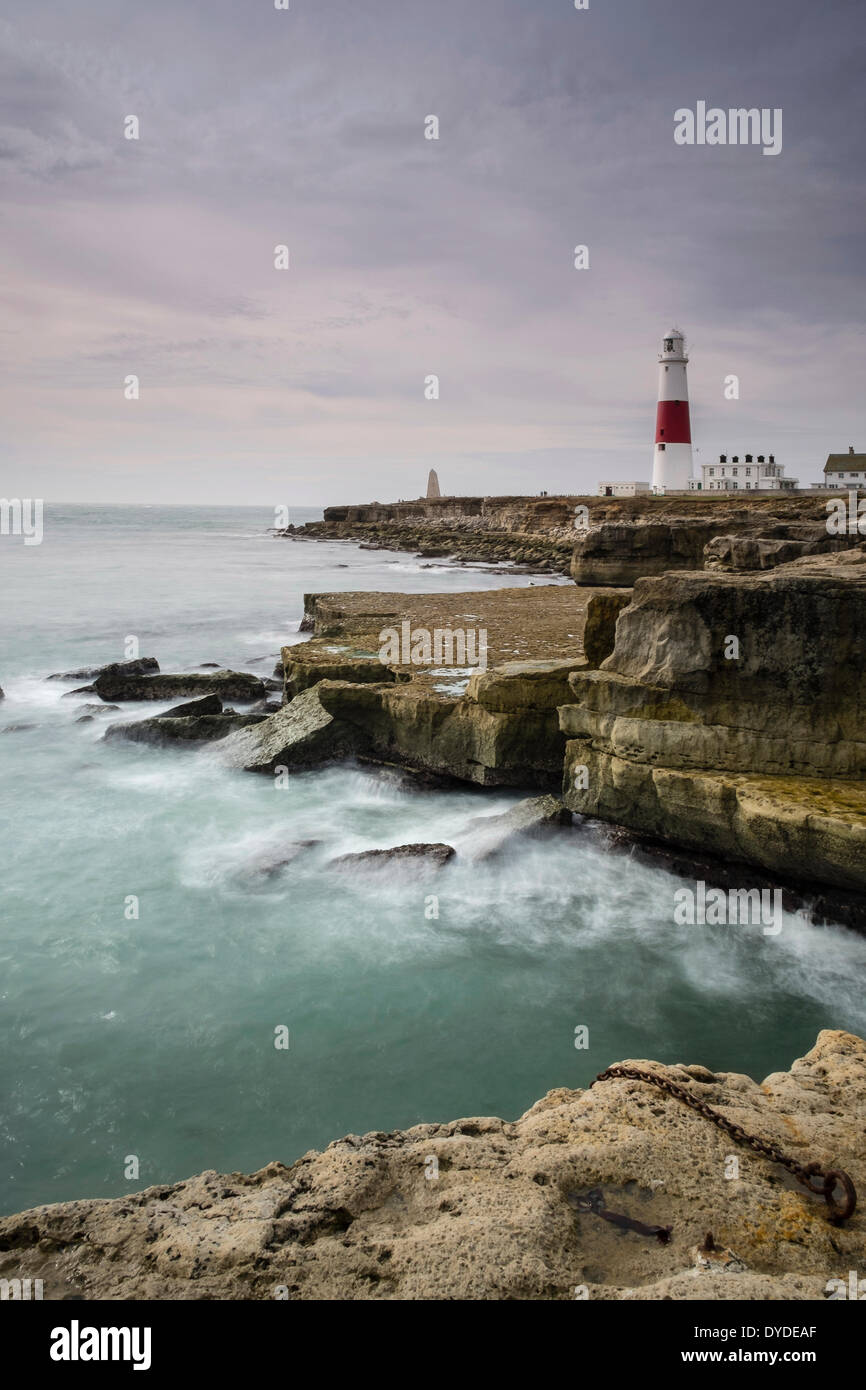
[655, 399, 691, 444]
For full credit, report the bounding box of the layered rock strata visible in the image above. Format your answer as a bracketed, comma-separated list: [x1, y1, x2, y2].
[561, 549, 866, 894]
[221, 587, 626, 788]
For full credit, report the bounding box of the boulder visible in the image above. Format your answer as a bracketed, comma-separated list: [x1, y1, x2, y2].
[75, 703, 121, 716]
[218, 682, 369, 773]
[47, 657, 159, 682]
[93, 668, 265, 703]
[156, 694, 223, 719]
[328, 843, 456, 876]
[104, 713, 268, 747]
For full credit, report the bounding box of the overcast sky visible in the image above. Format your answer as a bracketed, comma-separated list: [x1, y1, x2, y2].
[1, 0, 864, 505]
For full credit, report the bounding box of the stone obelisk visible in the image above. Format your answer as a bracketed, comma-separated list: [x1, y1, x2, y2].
[426, 469, 441, 499]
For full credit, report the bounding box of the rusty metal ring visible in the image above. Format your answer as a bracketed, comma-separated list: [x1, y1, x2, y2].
[822, 1170, 857, 1223]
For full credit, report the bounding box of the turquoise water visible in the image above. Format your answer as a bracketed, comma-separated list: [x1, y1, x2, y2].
[1, 506, 865, 1217]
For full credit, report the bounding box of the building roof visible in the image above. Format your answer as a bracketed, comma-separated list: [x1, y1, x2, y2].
[825, 453, 866, 472]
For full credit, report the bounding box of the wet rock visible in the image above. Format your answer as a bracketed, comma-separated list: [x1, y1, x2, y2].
[47, 657, 159, 682]
[93, 668, 265, 703]
[75, 703, 121, 716]
[1, 722, 37, 734]
[103, 713, 268, 746]
[156, 694, 223, 719]
[218, 682, 369, 773]
[457, 795, 573, 861]
[329, 843, 456, 876]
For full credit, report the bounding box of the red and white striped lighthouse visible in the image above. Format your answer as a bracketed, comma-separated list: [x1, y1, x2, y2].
[651, 329, 693, 493]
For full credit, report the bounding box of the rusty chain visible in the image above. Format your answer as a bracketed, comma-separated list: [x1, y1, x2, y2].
[592, 1064, 857, 1225]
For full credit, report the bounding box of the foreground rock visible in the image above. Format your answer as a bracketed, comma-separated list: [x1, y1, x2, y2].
[562, 549, 866, 894]
[104, 713, 267, 746]
[93, 668, 265, 703]
[0, 1030, 861, 1301]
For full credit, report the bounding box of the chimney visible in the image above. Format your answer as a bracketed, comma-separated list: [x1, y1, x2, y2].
[850, 446, 855, 455]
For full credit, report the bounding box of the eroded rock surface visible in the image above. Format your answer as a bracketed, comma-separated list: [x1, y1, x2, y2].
[0, 1031, 862, 1301]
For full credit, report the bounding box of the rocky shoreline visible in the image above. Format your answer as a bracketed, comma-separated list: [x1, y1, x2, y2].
[24, 492, 865, 913]
[1, 1030, 862, 1300]
[5, 492, 864, 1297]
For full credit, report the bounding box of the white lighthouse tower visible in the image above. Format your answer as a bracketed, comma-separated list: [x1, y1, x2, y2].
[651, 329, 693, 493]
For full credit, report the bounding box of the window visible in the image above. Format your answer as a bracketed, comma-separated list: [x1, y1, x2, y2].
[664, 339, 674, 352]
[709, 468, 714, 477]
[732, 468, 738, 476]
[746, 468, 751, 475]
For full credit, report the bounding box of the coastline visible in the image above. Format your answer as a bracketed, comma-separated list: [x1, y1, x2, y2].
[3, 498, 865, 1299]
[2, 1030, 862, 1301]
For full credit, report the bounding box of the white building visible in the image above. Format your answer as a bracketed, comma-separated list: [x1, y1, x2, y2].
[822, 447, 866, 488]
[689, 453, 798, 492]
[596, 481, 651, 497]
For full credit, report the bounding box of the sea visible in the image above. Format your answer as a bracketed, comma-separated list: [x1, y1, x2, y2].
[1, 504, 864, 1216]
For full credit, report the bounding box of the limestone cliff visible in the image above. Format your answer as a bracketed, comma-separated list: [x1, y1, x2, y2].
[561, 549, 866, 894]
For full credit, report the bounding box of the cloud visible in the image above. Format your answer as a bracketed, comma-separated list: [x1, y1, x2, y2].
[0, 0, 863, 502]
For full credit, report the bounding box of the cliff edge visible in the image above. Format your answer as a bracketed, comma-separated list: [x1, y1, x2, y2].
[1, 1031, 863, 1300]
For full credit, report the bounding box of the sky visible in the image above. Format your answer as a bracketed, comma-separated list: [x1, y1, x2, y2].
[0, 0, 864, 505]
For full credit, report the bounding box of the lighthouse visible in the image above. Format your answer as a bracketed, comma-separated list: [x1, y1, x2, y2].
[651, 329, 693, 493]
